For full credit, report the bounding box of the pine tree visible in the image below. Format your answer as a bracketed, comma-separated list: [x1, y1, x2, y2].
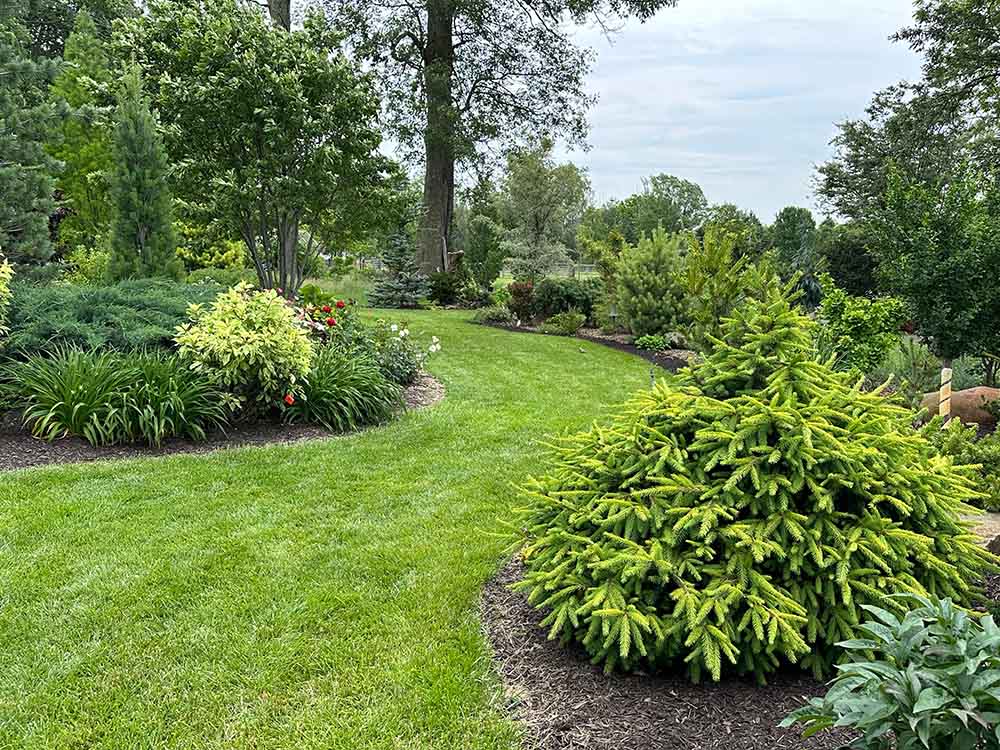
[107, 65, 179, 280]
[368, 231, 430, 308]
[48, 10, 113, 250]
[616, 227, 689, 337]
[0, 21, 64, 264]
[515, 285, 994, 683]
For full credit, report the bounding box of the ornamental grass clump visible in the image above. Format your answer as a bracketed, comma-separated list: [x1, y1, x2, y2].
[515, 287, 994, 683]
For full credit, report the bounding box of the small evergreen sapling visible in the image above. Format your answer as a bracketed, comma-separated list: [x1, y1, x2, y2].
[515, 286, 994, 683]
[368, 231, 430, 309]
[107, 66, 180, 281]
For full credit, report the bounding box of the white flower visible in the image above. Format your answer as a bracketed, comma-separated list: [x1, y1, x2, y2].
[428, 343, 441, 354]
[400, 328, 410, 338]
[390, 324, 398, 332]
[431, 336, 440, 344]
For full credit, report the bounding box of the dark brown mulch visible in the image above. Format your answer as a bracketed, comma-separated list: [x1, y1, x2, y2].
[984, 573, 1000, 604]
[480, 323, 691, 373]
[0, 373, 445, 473]
[481, 557, 857, 750]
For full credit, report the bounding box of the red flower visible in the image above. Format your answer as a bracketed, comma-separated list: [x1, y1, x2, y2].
[284, 394, 295, 406]
[326, 317, 337, 327]
[335, 300, 346, 309]
[322, 305, 332, 313]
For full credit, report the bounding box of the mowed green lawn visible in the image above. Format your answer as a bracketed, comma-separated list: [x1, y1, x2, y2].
[0, 310, 653, 750]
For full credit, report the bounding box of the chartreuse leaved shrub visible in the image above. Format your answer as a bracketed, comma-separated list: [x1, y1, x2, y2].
[814, 274, 906, 374]
[174, 283, 313, 407]
[515, 288, 992, 683]
[0, 257, 12, 338]
[782, 595, 1000, 748]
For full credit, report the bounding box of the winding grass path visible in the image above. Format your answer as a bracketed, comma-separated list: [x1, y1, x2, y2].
[0, 310, 652, 750]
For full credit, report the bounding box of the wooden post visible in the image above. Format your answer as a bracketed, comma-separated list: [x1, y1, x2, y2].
[939, 367, 953, 421]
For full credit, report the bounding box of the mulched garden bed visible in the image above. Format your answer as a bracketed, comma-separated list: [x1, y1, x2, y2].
[485, 558, 1000, 750]
[0, 372, 444, 473]
[481, 323, 693, 373]
[481, 557, 857, 750]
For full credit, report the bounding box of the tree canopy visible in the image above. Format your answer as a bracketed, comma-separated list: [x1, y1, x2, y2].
[115, 0, 390, 295]
[816, 0, 1000, 221]
[322, 0, 680, 275]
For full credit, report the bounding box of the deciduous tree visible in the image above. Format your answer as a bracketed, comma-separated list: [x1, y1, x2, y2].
[322, 0, 680, 276]
[116, 0, 389, 296]
[870, 164, 1000, 367]
[497, 139, 590, 281]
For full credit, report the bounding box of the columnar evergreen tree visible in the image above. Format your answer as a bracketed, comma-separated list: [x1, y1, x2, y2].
[0, 22, 64, 264]
[107, 65, 179, 280]
[516, 287, 993, 683]
[48, 10, 113, 250]
[367, 231, 430, 309]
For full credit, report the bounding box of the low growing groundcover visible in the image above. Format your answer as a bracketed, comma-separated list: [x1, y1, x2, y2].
[0, 309, 655, 750]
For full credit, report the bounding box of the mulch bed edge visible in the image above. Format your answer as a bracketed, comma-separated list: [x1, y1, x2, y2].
[0, 372, 445, 474]
[477, 322, 691, 373]
[480, 555, 857, 750]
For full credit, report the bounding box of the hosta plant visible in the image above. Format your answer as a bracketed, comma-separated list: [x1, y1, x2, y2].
[284, 346, 402, 432]
[515, 288, 993, 683]
[782, 596, 1000, 749]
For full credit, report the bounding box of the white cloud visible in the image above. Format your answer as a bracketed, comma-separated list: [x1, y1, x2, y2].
[557, 0, 923, 222]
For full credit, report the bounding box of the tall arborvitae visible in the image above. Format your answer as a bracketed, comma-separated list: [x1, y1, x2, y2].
[368, 230, 429, 308]
[0, 21, 63, 264]
[516, 285, 994, 683]
[48, 10, 113, 250]
[107, 65, 179, 280]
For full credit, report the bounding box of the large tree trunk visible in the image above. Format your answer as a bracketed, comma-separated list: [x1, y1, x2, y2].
[267, 0, 291, 30]
[417, 0, 455, 276]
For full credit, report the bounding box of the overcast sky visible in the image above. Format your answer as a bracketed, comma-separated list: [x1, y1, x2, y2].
[557, 0, 923, 222]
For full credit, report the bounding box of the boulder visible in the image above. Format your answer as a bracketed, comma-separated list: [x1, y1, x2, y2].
[920, 386, 1000, 426]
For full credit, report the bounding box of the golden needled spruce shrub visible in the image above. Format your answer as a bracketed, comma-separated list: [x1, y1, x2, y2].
[514, 287, 995, 683]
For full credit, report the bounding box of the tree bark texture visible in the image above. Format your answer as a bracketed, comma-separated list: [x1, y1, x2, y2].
[417, 0, 455, 276]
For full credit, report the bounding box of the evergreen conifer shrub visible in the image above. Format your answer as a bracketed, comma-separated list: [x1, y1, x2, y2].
[107, 66, 180, 281]
[368, 232, 429, 309]
[515, 288, 994, 683]
[616, 227, 688, 337]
